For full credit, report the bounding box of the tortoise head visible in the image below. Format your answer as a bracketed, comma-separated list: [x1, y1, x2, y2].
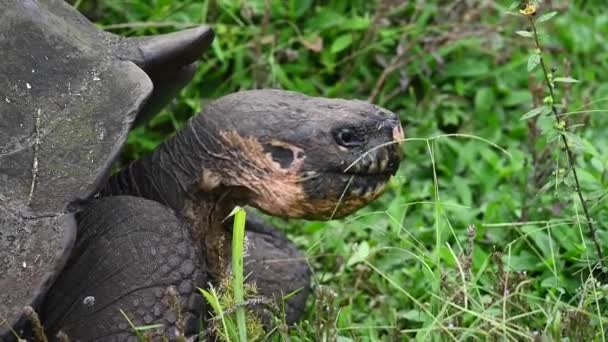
[192, 89, 404, 220]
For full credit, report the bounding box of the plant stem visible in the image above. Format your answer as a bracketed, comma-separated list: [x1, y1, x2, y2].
[528, 16, 604, 262]
[231, 206, 248, 342]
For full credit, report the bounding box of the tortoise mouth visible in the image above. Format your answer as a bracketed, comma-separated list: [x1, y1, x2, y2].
[297, 171, 391, 219]
[344, 140, 401, 175]
[301, 166, 394, 200]
[334, 170, 393, 197]
[337, 144, 401, 197]
[301, 141, 401, 202]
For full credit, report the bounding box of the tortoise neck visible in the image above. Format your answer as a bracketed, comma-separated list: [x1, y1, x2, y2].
[101, 118, 228, 212]
[182, 189, 236, 280]
[102, 122, 241, 280]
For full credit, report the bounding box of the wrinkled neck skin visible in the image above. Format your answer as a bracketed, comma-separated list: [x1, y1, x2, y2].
[102, 118, 241, 280]
[182, 189, 235, 280]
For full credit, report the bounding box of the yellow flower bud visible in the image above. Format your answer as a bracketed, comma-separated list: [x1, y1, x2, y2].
[520, 3, 537, 16]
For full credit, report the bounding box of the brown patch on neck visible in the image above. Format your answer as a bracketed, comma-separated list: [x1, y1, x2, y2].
[216, 130, 311, 217]
[182, 190, 234, 281]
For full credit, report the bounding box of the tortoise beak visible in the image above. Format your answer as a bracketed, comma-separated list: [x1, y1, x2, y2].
[117, 26, 215, 125]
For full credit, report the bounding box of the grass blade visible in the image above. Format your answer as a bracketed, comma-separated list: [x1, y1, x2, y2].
[200, 286, 232, 340]
[231, 206, 248, 342]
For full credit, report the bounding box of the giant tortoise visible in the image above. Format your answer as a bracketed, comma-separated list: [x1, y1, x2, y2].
[0, 1, 404, 340]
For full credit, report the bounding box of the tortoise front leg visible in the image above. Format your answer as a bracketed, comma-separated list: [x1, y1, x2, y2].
[40, 196, 207, 341]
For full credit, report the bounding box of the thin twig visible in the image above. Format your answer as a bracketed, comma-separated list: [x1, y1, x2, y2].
[527, 16, 604, 262]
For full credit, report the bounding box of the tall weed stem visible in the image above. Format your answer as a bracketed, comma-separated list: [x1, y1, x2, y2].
[525, 12, 604, 263]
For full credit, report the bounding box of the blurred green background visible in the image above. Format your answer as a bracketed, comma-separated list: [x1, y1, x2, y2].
[76, 0, 608, 340]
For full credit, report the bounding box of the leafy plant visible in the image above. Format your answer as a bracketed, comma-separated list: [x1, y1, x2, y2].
[78, 0, 608, 339]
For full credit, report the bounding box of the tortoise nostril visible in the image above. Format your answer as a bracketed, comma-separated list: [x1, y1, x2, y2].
[386, 119, 404, 142]
[334, 128, 364, 148]
[378, 119, 398, 141]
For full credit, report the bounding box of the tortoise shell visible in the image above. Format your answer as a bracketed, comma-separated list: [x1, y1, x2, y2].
[0, 0, 212, 336]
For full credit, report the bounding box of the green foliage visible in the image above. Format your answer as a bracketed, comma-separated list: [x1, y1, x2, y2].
[200, 207, 265, 342]
[84, 0, 608, 340]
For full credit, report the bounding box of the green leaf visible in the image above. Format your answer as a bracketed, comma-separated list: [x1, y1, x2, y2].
[289, 0, 312, 18]
[515, 30, 534, 38]
[540, 276, 563, 288]
[347, 241, 370, 266]
[536, 11, 558, 23]
[443, 59, 490, 77]
[212, 39, 225, 62]
[522, 226, 554, 258]
[200, 287, 233, 340]
[503, 251, 540, 271]
[399, 309, 428, 322]
[330, 34, 353, 54]
[453, 176, 472, 206]
[520, 106, 551, 120]
[342, 16, 371, 30]
[504, 90, 533, 106]
[553, 77, 580, 83]
[306, 9, 344, 30]
[527, 54, 541, 72]
[474, 87, 495, 113]
[337, 336, 355, 342]
[562, 132, 587, 152]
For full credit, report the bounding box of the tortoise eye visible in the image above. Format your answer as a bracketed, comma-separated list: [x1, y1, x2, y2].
[334, 128, 364, 148]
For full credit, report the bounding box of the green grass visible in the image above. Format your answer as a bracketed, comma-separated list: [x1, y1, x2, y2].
[230, 207, 249, 342]
[200, 207, 265, 342]
[77, 0, 608, 340]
